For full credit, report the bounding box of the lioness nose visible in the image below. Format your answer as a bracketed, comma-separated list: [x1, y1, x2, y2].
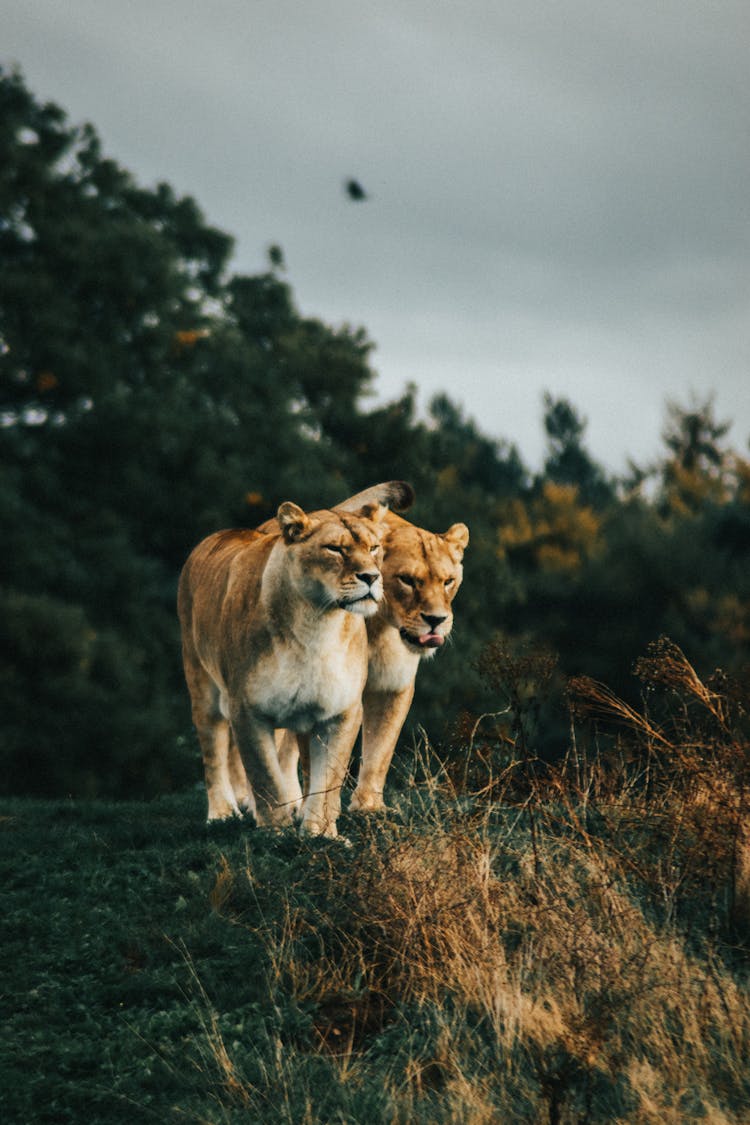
[422, 613, 447, 630]
[357, 570, 379, 587]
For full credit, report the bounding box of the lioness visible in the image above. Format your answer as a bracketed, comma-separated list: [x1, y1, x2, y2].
[341, 483, 470, 810]
[177, 497, 391, 837]
[271, 484, 469, 813]
[342, 488, 469, 811]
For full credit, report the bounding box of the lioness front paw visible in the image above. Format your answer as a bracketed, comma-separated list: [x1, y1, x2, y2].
[299, 816, 339, 839]
[348, 789, 387, 813]
[254, 805, 295, 831]
[237, 793, 257, 817]
[206, 796, 243, 822]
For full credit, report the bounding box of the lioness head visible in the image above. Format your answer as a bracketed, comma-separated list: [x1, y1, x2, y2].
[379, 518, 469, 655]
[276, 501, 386, 616]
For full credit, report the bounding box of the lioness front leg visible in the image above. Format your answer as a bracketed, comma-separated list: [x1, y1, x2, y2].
[303, 705, 362, 837]
[231, 731, 304, 820]
[231, 704, 296, 830]
[350, 685, 415, 812]
[227, 737, 257, 819]
[276, 729, 304, 815]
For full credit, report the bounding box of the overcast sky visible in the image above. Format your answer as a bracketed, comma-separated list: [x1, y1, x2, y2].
[4, 0, 750, 472]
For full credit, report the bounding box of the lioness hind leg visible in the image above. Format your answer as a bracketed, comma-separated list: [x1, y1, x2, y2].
[202, 719, 242, 821]
[185, 674, 242, 821]
[180, 614, 243, 821]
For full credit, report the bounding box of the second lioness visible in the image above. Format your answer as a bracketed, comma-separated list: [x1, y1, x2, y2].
[336, 485, 469, 810]
[271, 485, 469, 812]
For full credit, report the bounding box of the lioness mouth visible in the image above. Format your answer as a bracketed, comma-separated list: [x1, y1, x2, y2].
[341, 592, 377, 607]
[399, 628, 444, 649]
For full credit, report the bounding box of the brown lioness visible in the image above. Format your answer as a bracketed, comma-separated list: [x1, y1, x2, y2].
[177, 497, 391, 837]
[340, 488, 469, 811]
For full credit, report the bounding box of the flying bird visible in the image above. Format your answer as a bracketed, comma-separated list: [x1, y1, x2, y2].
[344, 178, 368, 202]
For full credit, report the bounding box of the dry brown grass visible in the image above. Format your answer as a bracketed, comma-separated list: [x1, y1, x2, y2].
[184, 637, 750, 1123]
[568, 637, 750, 932]
[203, 824, 748, 1120]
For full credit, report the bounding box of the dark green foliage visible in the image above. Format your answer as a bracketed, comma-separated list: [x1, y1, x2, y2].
[2, 68, 750, 797]
[0, 69, 380, 795]
[542, 392, 613, 507]
[0, 588, 182, 797]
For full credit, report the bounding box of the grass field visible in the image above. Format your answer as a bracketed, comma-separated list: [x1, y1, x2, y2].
[2, 649, 750, 1123]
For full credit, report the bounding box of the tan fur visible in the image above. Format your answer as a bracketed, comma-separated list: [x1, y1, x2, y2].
[275, 487, 469, 813]
[177, 501, 386, 837]
[349, 508, 469, 811]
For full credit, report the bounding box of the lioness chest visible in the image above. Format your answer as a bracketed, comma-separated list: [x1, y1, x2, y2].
[243, 633, 368, 731]
[366, 624, 421, 694]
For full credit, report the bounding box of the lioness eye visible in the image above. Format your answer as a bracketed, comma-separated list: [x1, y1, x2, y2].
[369, 545, 380, 555]
[398, 574, 416, 588]
[444, 578, 455, 588]
[324, 545, 345, 556]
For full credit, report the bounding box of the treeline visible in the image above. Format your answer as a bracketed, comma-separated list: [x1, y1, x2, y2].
[2, 68, 749, 798]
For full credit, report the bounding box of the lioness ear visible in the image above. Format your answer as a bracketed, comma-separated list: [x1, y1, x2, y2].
[354, 501, 388, 527]
[442, 523, 469, 554]
[277, 502, 312, 543]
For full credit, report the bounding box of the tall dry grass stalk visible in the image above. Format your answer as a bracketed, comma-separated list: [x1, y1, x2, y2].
[568, 637, 750, 931]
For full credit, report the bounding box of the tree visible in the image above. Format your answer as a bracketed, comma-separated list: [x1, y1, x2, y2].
[0, 69, 380, 795]
[498, 481, 603, 574]
[3, 67, 749, 796]
[541, 393, 613, 507]
[658, 397, 733, 516]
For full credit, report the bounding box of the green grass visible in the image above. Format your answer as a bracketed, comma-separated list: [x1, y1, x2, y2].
[0, 791, 226, 1122]
[1, 759, 749, 1124]
[3, 641, 750, 1124]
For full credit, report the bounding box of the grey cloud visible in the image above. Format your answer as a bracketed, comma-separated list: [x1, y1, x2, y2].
[4, 0, 749, 470]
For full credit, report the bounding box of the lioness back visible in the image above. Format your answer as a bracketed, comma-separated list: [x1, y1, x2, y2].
[179, 529, 274, 680]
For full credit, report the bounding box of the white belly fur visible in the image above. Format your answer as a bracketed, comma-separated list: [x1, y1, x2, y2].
[366, 626, 420, 695]
[246, 643, 365, 730]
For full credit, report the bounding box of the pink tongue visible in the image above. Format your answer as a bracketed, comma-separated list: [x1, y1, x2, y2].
[418, 633, 444, 648]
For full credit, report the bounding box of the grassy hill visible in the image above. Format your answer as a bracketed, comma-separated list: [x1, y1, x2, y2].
[2, 701, 749, 1125]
